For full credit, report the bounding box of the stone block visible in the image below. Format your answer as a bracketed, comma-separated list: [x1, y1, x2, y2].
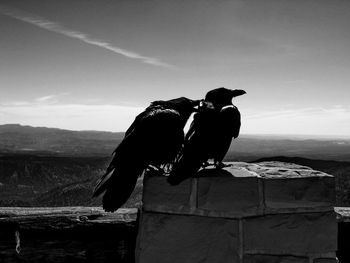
[262, 171, 335, 213]
[142, 162, 335, 217]
[197, 173, 261, 217]
[143, 165, 262, 217]
[138, 162, 337, 263]
[142, 175, 192, 213]
[243, 254, 309, 263]
[238, 161, 335, 213]
[243, 211, 338, 254]
[313, 259, 338, 263]
[136, 212, 240, 263]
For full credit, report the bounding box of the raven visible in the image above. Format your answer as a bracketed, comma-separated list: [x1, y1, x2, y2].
[168, 88, 246, 185]
[93, 97, 200, 212]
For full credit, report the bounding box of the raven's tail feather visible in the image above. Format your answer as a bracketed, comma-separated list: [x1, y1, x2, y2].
[102, 170, 140, 212]
[167, 151, 203, 185]
[92, 169, 114, 198]
[93, 160, 145, 212]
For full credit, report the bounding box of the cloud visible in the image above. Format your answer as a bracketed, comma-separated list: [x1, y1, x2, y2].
[0, 100, 144, 132]
[1, 96, 350, 136]
[35, 93, 69, 103]
[35, 95, 57, 102]
[0, 5, 175, 68]
[242, 106, 350, 136]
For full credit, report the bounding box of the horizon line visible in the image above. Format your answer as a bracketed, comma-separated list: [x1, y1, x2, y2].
[1, 123, 350, 140]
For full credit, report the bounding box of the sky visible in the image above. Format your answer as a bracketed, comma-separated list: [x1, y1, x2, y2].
[1, 0, 350, 137]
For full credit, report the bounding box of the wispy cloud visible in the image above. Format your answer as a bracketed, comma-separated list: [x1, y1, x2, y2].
[35, 95, 57, 102]
[246, 106, 350, 120]
[35, 93, 69, 103]
[0, 99, 144, 132]
[0, 5, 174, 68]
[242, 106, 350, 136]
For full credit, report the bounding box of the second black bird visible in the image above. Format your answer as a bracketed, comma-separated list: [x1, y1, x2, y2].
[168, 87, 246, 185]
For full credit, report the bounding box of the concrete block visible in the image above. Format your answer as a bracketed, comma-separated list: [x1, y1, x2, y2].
[243, 212, 337, 254]
[136, 212, 240, 263]
[243, 254, 308, 263]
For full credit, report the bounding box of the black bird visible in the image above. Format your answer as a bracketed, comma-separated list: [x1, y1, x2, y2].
[93, 97, 200, 212]
[168, 88, 246, 185]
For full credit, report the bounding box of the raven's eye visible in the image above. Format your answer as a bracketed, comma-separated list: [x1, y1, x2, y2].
[199, 101, 215, 111]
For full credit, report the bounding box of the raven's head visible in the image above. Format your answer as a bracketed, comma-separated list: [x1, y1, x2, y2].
[205, 87, 246, 108]
[170, 97, 202, 118]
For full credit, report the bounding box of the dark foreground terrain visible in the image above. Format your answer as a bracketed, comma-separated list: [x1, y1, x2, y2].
[0, 153, 349, 207]
[0, 154, 143, 208]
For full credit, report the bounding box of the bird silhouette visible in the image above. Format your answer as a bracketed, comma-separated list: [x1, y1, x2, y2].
[93, 97, 200, 212]
[168, 88, 246, 185]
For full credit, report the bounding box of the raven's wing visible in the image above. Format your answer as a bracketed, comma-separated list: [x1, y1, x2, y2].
[167, 129, 204, 185]
[168, 110, 214, 185]
[92, 130, 143, 198]
[92, 107, 155, 211]
[124, 107, 152, 137]
[93, 107, 184, 212]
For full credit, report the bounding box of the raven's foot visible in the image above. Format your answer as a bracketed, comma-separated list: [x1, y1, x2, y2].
[161, 163, 173, 175]
[214, 162, 230, 169]
[146, 165, 164, 176]
[201, 161, 212, 168]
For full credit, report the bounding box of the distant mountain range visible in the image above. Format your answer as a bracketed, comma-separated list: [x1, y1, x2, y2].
[1, 124, 349, 161]
[0, 124, 123, 156]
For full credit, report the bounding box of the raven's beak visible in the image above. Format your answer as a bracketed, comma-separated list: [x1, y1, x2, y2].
[198, 100, 215, 111]
[192, 99, 202, 112]
[231, 89, 246, 97]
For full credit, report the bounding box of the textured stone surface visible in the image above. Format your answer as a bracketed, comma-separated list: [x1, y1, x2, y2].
[197, 175, 261, 217]
[243, 212, 338, 254]
[243, 254, 309, 263]
[136, 212, 239, 263]
[229, 162, 335, 213]
[142, 161, 335, 217]
[263, 176, 335, 213]
[137, 161, 338, 263]
[143, 175, 192, 212]
[313, 258, 338, 263]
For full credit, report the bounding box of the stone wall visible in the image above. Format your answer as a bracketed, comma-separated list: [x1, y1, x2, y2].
[135, 162, 338, 263]
[0, 207, 138, 263]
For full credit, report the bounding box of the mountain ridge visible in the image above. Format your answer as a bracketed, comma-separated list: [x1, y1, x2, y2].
[1, 124, 350, 161]
[0, 124, 124, 156]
